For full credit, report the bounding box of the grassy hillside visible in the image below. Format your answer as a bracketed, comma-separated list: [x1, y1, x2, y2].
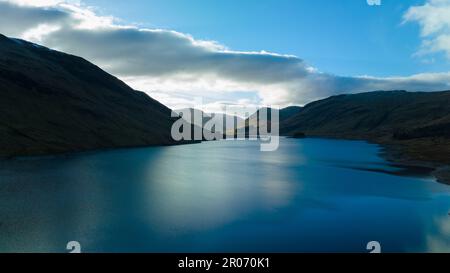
[0, 34, 180, 157]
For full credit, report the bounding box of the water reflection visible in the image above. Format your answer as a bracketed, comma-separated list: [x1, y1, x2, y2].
[426, 215, 450, 252]
[0, 138, 448, 252]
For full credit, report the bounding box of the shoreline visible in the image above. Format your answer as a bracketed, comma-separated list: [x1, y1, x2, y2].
[378, 142, 450, 185]
[290, 134, 450, 185]
[0, 139, 201, 160]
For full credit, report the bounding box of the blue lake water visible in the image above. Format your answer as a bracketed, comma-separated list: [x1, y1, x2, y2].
[0, 138, 449, 253]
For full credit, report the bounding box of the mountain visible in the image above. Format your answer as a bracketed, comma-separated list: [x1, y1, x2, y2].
[281, 91, 450, 138]
[0, 34, 181, 157]
[277, 106, 304, 121]
[247, 106, 303, 123]
[238, 106, 303, 136]
[175, 108, 245, 133]
[281, 90, 450, 167]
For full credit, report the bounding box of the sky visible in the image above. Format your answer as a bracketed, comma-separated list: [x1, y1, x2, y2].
[82, 0, 447, 76]
[1, 0, 450, 112]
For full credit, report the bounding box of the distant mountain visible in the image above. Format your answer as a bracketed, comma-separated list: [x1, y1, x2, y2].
[281, 90, 450, 166]
[238, 106, 303, 136]
[0, 34, 181, 157]
[246, 106, 302, 125]
[175, 108, 245, 133]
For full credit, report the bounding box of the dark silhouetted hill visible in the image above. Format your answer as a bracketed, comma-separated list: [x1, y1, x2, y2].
[0, 34, 180, 157]
[281, 91, 450, 138]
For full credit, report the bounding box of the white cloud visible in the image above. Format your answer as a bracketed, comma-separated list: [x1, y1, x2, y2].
[3, 0, 66, 6]
[1, 0, 450, 110]
[22, 23, 61, 42]
[404, 0, 450, 58]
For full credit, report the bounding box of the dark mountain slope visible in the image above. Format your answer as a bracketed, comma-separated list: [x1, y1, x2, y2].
[281, 91, 450, 139]
[278, 106, 303, 121]
[0, 34, 179, 157]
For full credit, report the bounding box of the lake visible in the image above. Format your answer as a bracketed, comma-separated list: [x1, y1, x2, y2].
[0, 138, 449, 253]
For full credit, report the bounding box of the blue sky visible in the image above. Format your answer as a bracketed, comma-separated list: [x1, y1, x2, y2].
[82, 0, 447, 77]
[1, 0, 450, 110]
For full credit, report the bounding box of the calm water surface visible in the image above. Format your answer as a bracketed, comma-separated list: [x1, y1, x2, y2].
[0, 138, 449, 252]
